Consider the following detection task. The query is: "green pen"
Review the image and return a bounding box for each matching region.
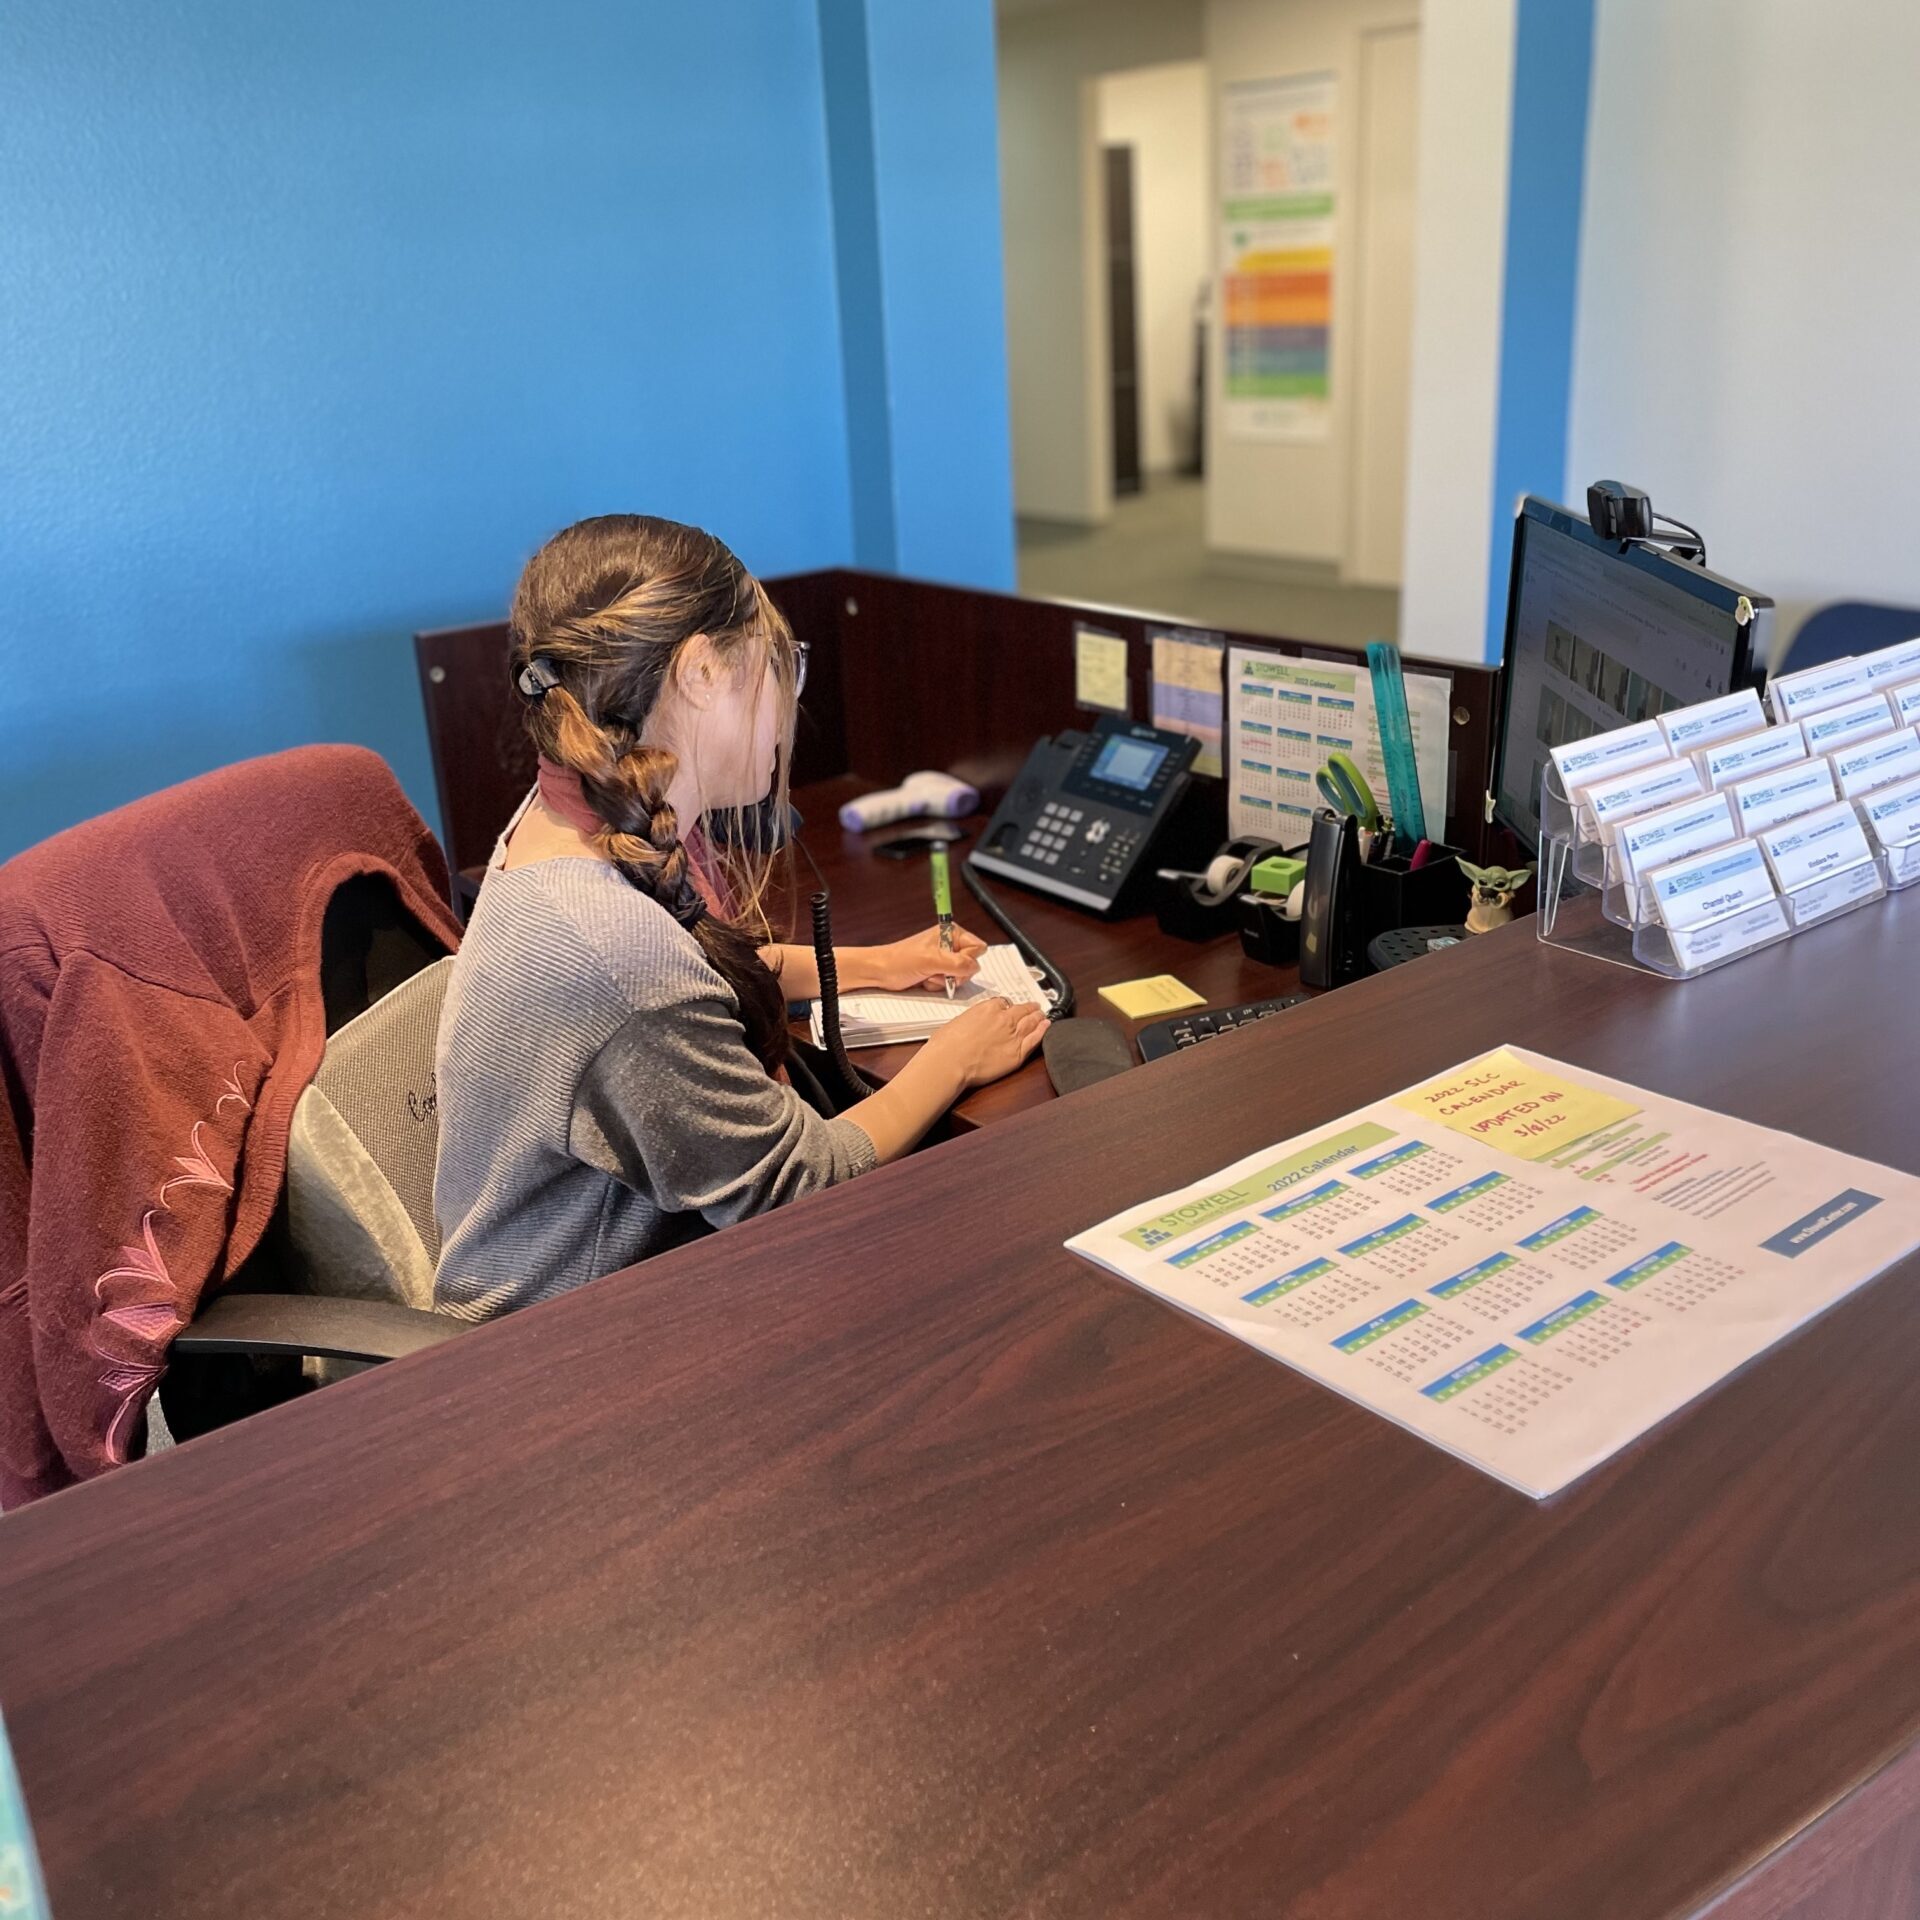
[930,844,957,998]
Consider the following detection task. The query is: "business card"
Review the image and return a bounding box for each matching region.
[1729,756,1837,838]
[1861,637,1920,686]
[1769,658,1876,724]
[1802,691,1895,756]
[1614,790,1737,885]
[1698,724,1808,789]
[1887,680,1920,728]
[1780,861,1880,925]
[1668,897,1791,970]
[1583,756,1705,840]
[1657,688,1765,755]
[1862,772,1920,850]
[1832,726,1920,799]
[1550,720,1668,799]
[1759,800,1875,894]
[1650,837,1777,931]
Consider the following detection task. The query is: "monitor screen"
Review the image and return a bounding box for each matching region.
[1494,498,1768,843]
[1091,734,1170,792]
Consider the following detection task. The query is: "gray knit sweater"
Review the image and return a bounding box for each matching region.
[432,847,876,1321]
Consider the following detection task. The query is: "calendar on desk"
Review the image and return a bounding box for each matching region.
[1427,1251,1561,1322]
[1234,1257,1380,1331]
[1516,1291,1652,1369]
[1068,1045,1920,1498]
[1333,1300,1477,1384]
[1602,1242,1742,1313]
[1422,1345,1572,1438]
[1424,1170,1547,1235]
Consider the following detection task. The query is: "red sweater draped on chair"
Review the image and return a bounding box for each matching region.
[0,746,462,1506]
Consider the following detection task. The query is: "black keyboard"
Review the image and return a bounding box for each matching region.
[1135,994,1308,1062]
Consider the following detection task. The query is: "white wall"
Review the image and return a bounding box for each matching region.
[998,0,1205,523]
[1098,62,1209,476]
[1567,0,1920,653]
[1346,23,1419,586]
[1203,0,1420,570]
[1398,0,1516,664]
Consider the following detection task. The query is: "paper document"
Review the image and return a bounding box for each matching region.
[1150,629,1226,776]
[1066,1046,1920,1498]
[1074,624,1130,713]
[1226,646,1450,848]
[809,944,1049,1049]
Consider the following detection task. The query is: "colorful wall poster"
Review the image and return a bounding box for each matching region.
[1220,71,1335,443]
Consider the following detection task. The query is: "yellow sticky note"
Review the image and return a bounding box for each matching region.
[1075,624,1130,712]
[1393,1048,1642,1163]
[1100,975,1207,1018]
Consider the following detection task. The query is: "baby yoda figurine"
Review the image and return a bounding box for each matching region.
[1458,859,1537,934]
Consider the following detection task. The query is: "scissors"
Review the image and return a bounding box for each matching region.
[1315,750,1382,831]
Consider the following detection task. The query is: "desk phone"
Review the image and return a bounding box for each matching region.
[970,716,1198,913]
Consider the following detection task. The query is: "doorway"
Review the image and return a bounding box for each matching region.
[1105,144,1143,497]
[996,2,1420,649]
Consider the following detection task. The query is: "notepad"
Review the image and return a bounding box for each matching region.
[808,943,1051,1049]
[1097,974,1206,1018]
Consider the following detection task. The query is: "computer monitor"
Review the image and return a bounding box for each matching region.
[1491,495,1773,844]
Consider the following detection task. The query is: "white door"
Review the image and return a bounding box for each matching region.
[1347,23,1419,588]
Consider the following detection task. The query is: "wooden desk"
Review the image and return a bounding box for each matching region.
[5,906,1920,1917]
[789,775,1304,1127]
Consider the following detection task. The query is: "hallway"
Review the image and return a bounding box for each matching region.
[1017,477,1401,648]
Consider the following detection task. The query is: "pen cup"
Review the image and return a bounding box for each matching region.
[1355,843,1470,953]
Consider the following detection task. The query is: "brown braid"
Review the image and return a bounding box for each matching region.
[507,515,799,1070]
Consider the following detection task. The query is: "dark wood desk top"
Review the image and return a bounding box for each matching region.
[5,901,1920,1918]
[788,775,1303,1128]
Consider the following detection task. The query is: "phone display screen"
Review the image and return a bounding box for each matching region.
[1091,735,1169,792]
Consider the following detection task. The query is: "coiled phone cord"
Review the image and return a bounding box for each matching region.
[810,889,883,1105]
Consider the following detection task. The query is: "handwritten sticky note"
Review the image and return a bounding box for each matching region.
[1100,975,1206,1018]
[1393,1047,1641,1162]
[1075,624,1130,712]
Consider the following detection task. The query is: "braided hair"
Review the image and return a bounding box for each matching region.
[508,514,799,1071]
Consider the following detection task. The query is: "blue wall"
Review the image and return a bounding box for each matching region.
[863,0,1014,592]
[818,0,1014,590]
[1484,0,1597,660]
[818,0,899,574]
[0,0,1014,859]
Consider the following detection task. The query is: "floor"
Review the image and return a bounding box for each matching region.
[1016,475,1401,650]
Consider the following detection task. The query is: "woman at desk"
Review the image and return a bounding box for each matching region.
[433,513,1045,1319]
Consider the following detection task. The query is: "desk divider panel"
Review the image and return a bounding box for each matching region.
[416,570,1503,876]
[799,571,1502,862]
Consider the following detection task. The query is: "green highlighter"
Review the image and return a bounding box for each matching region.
[930,844,957,999]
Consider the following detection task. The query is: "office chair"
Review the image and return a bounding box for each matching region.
[161,893,467,1440]
[1777,600,1920,676]
[280,954,453,1311]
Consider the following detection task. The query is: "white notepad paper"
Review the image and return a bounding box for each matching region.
[808,943,1051,1049]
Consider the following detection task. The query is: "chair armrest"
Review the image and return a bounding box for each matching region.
[175,1293,469,1364]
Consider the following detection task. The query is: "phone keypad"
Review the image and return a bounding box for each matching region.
[1015,802,1140,892]
[1023,801,1103,872]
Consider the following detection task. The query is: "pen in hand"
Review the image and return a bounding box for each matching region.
[930,844,957,999]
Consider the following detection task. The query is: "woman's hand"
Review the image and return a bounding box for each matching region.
[920,996,1048,1092]
[869,922,988,991]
